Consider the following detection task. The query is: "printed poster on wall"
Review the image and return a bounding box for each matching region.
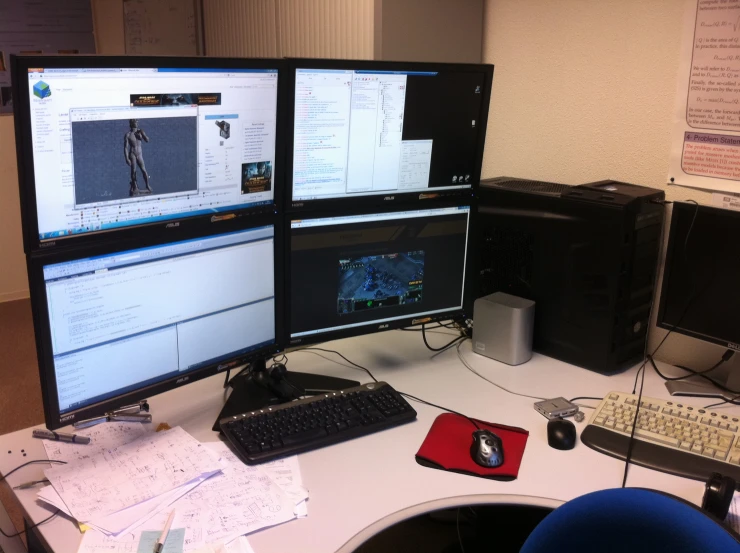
[669,0,740,192]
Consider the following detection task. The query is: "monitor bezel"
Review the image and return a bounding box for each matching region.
[284,57,493,212]
[11,54,287,254]
[284,200,478,347]
[656,201,740,350]
[27,215,284,430]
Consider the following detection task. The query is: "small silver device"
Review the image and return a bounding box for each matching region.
[534,397,579,420]
[472,292,535,365]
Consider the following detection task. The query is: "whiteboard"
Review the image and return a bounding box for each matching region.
[123,0,200,56]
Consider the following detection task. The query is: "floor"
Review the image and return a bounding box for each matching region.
[0,299,44,546]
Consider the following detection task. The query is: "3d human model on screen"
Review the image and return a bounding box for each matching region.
[124,118,153,196]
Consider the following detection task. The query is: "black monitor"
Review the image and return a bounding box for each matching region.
[286,59,493,211]
[286,204,475,346]
[12,55,285,252]
[28,219,282,429]
[657,201,740,400]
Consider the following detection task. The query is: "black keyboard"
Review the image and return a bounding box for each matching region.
[220,382,417,464]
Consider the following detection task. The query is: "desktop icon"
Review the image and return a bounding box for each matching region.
[33,81,51,99]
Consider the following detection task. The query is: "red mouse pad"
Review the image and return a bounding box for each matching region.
[415,413,529,481]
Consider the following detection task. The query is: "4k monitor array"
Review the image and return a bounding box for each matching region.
[12,55,492,428]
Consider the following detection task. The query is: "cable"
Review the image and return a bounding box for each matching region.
[399,323,446,332]
[704,395,740,410]
[0,459,67,539]
[569,396,603,403]
[0,509,59,539]
[649,356,740,395]
[421,324,466,352]
[0,459,66,484]
[622,354,646,488]
[621,199,701,486]
[399,391,480,430]
[657,350,733,382]
[297,347,379,383]
[455,340,547,402]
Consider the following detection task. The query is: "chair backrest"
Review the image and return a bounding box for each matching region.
[520,488,740,553]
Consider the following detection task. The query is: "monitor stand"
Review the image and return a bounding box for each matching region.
[666,362,740,402]
[211,358,360,432]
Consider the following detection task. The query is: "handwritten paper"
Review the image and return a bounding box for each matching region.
[42,422,149,464]
[44,427,221,523]
[260,455,309,517]
[76,442,298,553]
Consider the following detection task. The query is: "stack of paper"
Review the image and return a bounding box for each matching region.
[42,421,149,464]
[40,426,222,536]
[71,442,309,553]
[36,426,309,552]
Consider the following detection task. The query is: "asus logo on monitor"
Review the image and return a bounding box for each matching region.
[383,196,395,201]
[378,324,389,329]
[176,376,190,384]
[166,222,180,229]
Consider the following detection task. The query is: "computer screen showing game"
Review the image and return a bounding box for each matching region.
[287,205,472,345]
[288,60,493,209]
[32,223,279,428]
[14,57,281,249]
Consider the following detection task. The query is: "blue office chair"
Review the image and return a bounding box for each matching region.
[520,488,740,553]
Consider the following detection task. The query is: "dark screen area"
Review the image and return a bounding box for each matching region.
[402,71,486,188]
[289,210,469,338]
[659,202,740,346]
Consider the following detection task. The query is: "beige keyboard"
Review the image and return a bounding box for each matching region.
[581,391,740,482]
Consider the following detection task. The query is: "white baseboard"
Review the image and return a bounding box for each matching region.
[0,290,29,303]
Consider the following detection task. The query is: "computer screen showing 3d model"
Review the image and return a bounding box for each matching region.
[13,57,282,249]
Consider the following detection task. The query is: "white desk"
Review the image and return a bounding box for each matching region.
[1,330,735,553]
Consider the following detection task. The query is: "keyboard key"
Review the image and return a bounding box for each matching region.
[635,429,680,447]
[691,444,703,454]
[680,441,692,450]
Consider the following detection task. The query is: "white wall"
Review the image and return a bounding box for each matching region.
[0,0,125,303]
[482,0,728,368]
[204,0,374,58]
[0,117,27,302]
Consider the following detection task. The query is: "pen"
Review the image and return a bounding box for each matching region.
[154,509,176,553]
[13,479,50,490]
[32,429,91,444]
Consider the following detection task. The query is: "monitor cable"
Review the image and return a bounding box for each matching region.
[455,340,547,402]
[648,353,738,395]
[421,324,466,352]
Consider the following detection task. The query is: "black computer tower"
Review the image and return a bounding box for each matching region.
[477,177,665,374]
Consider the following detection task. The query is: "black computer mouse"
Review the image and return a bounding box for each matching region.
[470,429,504,467]
[547,418,577,450]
